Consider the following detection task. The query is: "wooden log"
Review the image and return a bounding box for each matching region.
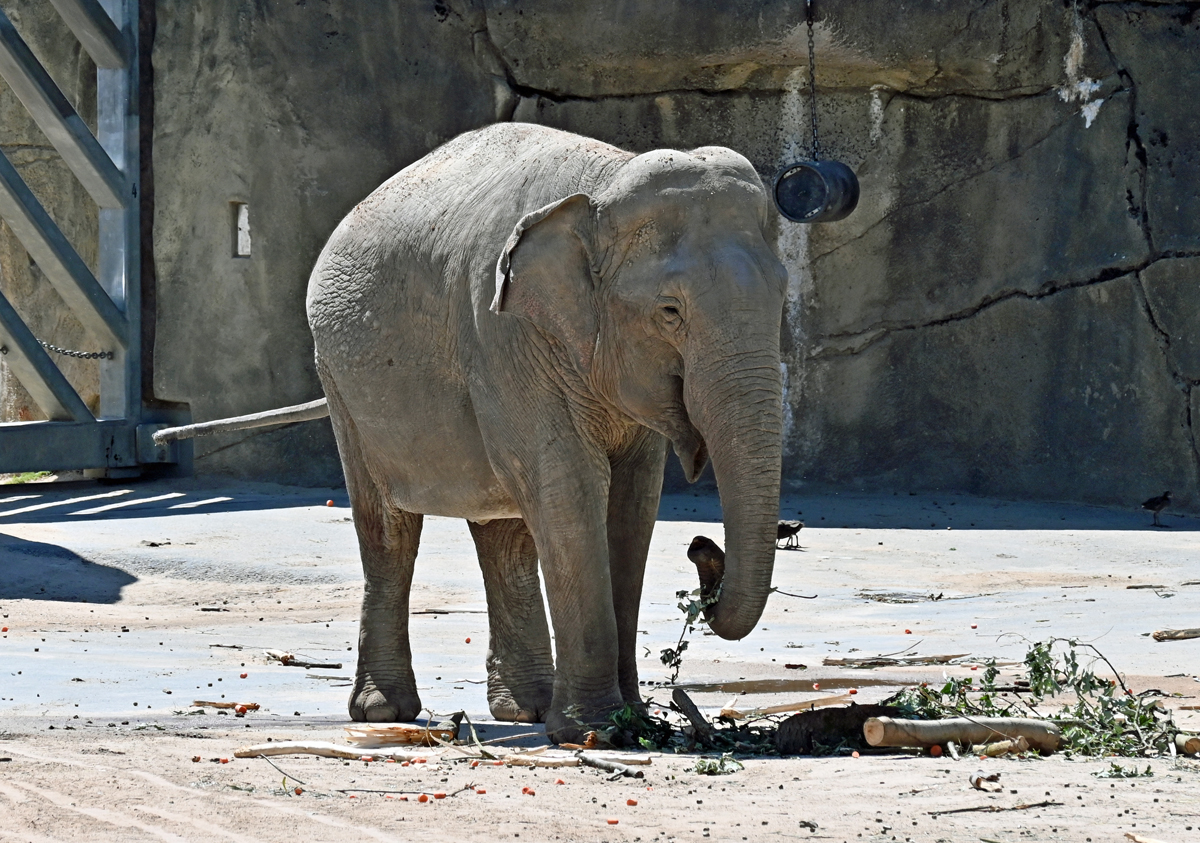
[672,688,716,748]
[152,398,329,444]
[822,653,969,667]
[234,741,435,761]
[1176,733,1200,756]
[720,693,851,720]
[863,717,1062,753]
[577,751,646,778]
[264,649,343,669]
[776,704,899,755]
[344,718,461,747]
[1152,628,1200,642]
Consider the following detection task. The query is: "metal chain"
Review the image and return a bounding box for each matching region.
[806,0,821,160]
[37,340,113,360]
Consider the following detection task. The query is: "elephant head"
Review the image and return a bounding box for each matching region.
[492,147,786,640]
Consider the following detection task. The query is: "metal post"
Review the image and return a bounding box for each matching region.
[95,0,139,446]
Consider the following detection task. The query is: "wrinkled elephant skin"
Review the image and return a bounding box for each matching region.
[306,124,787,741]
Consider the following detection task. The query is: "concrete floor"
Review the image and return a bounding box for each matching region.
[2,477,1197,725]
[3,477,1200,843]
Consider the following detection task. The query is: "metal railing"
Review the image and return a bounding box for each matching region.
[0,0,178,476]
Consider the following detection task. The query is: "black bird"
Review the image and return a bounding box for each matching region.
[687,536,725,597]
[776,519,804,550]
[1142,491,1171,527]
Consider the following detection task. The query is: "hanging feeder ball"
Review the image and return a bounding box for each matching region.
[772,159,859,224]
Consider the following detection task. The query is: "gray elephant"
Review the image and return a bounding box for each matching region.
[306,122,786,741]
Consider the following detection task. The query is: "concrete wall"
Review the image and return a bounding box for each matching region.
[4,1,1198,512]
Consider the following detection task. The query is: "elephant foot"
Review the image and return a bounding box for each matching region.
[487,673,553,723]
[543,695,625,745]
[488,695,545,724]
[348,676,421,723]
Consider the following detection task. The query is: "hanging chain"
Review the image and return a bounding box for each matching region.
[806,0,821,160]
[36,340,113,360]
[0,340,111,359]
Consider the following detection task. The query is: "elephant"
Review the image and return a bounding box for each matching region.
[305,122,787,741]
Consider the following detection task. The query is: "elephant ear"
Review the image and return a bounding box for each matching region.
[491,193,599,372]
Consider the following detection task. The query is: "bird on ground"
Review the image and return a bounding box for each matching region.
[776,519,804,550]
[1142,491,1171,527]
[687,535,725,597]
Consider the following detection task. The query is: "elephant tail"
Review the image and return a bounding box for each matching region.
[151,398,329,445]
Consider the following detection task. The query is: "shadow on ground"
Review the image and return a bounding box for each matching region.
[0,533,137,603]
[658,483,1199,531]
[0,479,348,524]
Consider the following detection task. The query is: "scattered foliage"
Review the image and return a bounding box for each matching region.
[889,638,1182,758]
[693,753,744,775]
[1093,762,1154,778]
[1,471,50,485]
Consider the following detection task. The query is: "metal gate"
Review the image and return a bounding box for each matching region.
[0,0,177,477]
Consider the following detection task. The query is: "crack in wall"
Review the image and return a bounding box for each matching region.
[1087,5,1198,479]
[469,10,1081,109]
[1131,270,1200,479]
[807,260,1150,361]
[1089,8,1156,254]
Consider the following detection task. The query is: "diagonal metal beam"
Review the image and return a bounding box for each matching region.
[0,289,94,422]
[48,0,127,69]
[0,151,128,350]
[0,6,128,208]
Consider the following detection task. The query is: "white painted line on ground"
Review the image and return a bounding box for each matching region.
[0,494,40,505]
[70,493,186,515]
[168,496,234,509]
[0,490,131,517]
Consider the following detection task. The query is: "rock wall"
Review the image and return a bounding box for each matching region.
[6,0,1196,511]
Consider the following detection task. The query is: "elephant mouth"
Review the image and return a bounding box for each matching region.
[671,425,709,483]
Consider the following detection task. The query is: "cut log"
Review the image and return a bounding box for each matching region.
[1176,733,1200,756]
[1151,628,1200,642]
[776,704,899,755]
[344,715,462,747]
[863,717,1062,753]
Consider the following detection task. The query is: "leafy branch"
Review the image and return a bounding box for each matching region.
[889,638,1182,758]
[659,586,719,684]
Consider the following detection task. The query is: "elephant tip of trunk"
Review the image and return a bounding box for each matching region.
[687,535,725,598]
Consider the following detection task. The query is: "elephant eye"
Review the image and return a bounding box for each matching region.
[656,297,684,328]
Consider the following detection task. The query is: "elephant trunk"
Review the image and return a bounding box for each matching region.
[685,354,783,641]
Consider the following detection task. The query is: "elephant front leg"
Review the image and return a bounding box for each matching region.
[607,432,667,705]
[516,467,625,743]
[468,518,554,723]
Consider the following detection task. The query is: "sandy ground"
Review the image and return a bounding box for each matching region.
[1,477,1198,842]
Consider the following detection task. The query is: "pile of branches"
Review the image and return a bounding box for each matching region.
[887,638,1185,758]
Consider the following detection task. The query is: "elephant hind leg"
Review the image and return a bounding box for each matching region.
[468,518,554,723]
[324,373,423,723]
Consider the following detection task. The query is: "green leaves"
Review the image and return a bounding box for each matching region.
[693,753,744,775]
[1093,762,1154,778]
[891,638,1180,758]
[659,587,719,684]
